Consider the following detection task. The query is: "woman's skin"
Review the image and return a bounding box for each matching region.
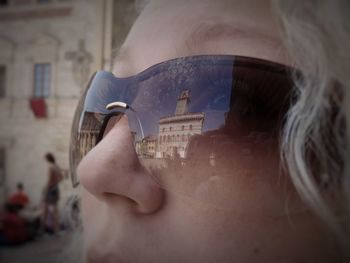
[77,1,339,262]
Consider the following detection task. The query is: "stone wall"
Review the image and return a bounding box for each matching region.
[0,0,99,206]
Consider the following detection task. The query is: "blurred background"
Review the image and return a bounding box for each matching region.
[0,0,142,208]
[0,0,143,261]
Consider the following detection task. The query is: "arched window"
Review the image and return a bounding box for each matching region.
[182,134,185,142]
[170,126,172,131]
[189,124,193,130]
[181,125,185,131]
[176,135,180,142]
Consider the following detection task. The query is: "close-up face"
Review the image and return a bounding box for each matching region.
[75,0,339,262]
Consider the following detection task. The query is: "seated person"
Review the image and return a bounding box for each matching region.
[0,184,40,245]
[8,182,29,210]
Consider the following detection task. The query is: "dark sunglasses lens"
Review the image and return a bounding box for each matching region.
[69,56,292,211]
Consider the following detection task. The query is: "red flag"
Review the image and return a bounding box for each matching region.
[30,98,47,118]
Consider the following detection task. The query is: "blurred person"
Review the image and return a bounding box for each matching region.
[0,203,29,246]
[8,182,29,210]
[42,152,63,235]
[68,0,350,262]
[1,184,41,246]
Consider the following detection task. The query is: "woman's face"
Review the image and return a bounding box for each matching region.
[77,1,338,262]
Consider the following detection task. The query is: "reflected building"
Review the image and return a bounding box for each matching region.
[77,112,101,160]
[138,135,157,158]
[156,90,204,158]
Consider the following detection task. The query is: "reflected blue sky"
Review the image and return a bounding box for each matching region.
[84,56,235,138]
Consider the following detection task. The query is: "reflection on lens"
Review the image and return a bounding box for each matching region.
[137,90,205,159]
[70,56,293,211]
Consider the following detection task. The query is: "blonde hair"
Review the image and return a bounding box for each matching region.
[273,0,350,247]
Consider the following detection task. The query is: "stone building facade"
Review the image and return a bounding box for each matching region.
[157,90,204,158]
[0,0,142,207]
[140,135,157,158]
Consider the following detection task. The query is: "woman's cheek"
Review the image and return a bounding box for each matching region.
[160,136,299,218]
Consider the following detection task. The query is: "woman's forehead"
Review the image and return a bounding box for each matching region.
[114,0,290,77]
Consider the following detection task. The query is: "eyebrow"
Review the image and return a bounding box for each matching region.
[186,22,282,52]
[112,22,282,72]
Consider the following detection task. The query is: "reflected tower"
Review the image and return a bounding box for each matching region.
[157,90,204,158]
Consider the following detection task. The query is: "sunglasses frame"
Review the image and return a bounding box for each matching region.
[69,55,295,188]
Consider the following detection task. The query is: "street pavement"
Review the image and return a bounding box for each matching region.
[0,231,75,263]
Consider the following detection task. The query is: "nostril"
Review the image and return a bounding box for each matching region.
[131,175,165,214]
[102,192,139,208]
[99,179,164,214]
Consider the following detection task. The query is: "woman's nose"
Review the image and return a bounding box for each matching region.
[77,115,164,214]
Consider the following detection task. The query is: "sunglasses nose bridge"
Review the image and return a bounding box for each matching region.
[105,101,145,140]
[98,114,140,164]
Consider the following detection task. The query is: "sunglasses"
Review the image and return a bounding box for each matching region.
[69,55,294,208]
